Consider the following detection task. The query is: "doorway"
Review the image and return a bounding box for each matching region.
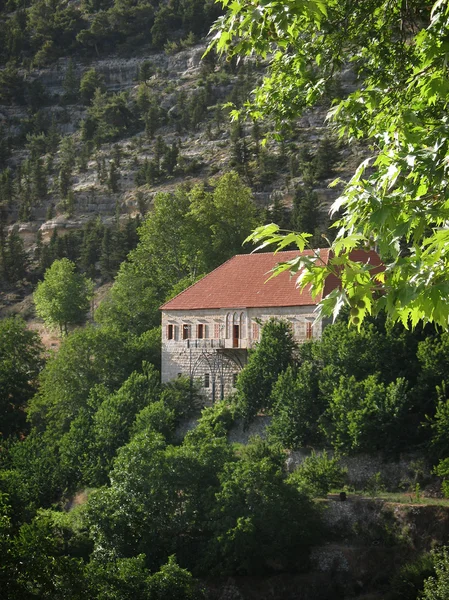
[233,324,239,348]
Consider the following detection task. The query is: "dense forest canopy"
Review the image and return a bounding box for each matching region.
[0,0,221,67]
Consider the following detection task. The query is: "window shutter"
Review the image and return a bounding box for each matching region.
[252,322,259,341]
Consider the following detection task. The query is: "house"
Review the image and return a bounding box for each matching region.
[160,249,381,404]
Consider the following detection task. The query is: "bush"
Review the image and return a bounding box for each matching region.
[433,458,449,498]
[288,451,346,497]
[389,552,435,600]
[421,547,449,600]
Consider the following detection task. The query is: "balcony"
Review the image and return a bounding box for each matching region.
[184,338,250,350]
[223,338,249,349]
[186,338,225,349]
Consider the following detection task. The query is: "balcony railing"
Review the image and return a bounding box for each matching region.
[186,338,225,349]
[184,338,250,349]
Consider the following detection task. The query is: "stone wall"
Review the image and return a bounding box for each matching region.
[161,306,323,405]
[287,449,432,492]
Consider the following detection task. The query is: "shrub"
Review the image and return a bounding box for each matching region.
[288,451,346,497]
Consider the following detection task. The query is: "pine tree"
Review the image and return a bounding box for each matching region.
[35,230,43,265]
[78,142,91,172]
[31,157,47,203]
[314,136,340,180]
[0,168,14,206]
[66,189,75,217]
[46,203,54,221]
[4,226,27,282]
[161,142,178,175]
[136,191,147,216]
[265,195,291,230]
[0,205,7,279]
[107,160,120,192]
[154,135,166,171]
[62,59,79,104]
[99,226,113,280]
[47,117,60,153]
[112,144,122,167]
[292,185,323,246]
[138,60,154,82]
[80,220,103,278]
[59,162,72,199]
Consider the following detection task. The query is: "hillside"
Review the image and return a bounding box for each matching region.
[0,0,367,312]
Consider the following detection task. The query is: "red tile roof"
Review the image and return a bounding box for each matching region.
[160,249,382,311]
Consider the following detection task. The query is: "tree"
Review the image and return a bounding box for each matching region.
[85,555,203,600]
[34,258,94,335]
[0,318,44,438]
[62,58,79,104]
[3,226,28,282]
[322,374,409,455]
[236,319,297,425]
[268,362,322,449]
[422,548,449,600]
[288,451,346,498]
[291,185,322,247]
[205,438,320,574]
[210,1,449,329]
[96,174,257,334]
[27,324,160,436]
[79,68,105,105]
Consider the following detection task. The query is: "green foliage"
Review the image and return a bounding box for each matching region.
[205,437,320,574]
[97,173,257,334]
[188,400,238,438]
[131,400,176,442]
[28,324,158,436]
[1,508,86,599]
[237,319,297,425]
[212,0,449,328]
[364,472,386,497]
[72,68,102,106]
[7,432,65,510]
[291,184,323,247]
[323,374,409,455]
[422,547,449,600]
[416,333,449,414]
[288,451,346,497]
[83,90,135,143]
[146,555,204,600]
[85,554,150,600]
[34,258,94,335]
[433,458,449,499]
[269,362,322,449]
[428,384,449,460]
[85,429,229,570]
[0,318,44,438]
[62,59,79,104]
[85,554,202,600]
[389,552,435,600]
[60,365,161,488]
[1,225,28,282]
[0,65,25,105]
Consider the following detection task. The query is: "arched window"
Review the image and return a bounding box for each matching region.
[233,312,239,348]
[226,313,232,339]
[240,312,246,338]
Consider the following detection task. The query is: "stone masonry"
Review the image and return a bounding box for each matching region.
[161,306,323,405]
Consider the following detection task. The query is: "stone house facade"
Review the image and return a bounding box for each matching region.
[160,249,381,405]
